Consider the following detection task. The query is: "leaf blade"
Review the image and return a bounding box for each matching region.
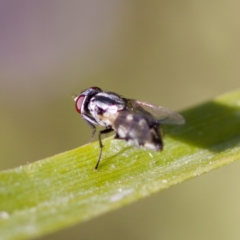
[1,90,240,239]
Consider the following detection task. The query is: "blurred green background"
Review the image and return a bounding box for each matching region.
[1,1,240,239]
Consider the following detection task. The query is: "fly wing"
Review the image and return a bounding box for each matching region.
[126,99,185,125]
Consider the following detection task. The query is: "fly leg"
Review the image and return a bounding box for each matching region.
[95,128,113,170]
[81,114,98,142]
[88,122,96,143]
[82,117,96,142]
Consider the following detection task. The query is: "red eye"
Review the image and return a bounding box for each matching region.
[91,86,102,91]
[75,95,85,113]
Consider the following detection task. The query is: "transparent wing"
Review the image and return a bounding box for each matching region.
[127,99,185,125]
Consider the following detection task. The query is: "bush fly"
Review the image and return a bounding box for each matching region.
[74,87,185,169]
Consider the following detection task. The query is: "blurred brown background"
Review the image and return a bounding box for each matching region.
[1,1,240,239]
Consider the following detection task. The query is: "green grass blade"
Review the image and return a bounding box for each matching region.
[1,90,240,240]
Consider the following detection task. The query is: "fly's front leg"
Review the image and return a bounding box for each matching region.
[95,128,113,170]
[88,123,96,143]
[82,115,97,142]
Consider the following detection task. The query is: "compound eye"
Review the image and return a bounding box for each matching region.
[74,95,85,113]
[91,86,102,91]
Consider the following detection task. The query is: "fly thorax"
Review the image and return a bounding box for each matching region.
[88,98,123,127]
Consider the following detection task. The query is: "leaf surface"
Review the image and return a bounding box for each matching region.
[1,90,240,239]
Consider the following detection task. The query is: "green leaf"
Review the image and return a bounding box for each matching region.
[1,90,240,240]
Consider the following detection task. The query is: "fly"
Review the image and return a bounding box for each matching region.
[74,87,185,169]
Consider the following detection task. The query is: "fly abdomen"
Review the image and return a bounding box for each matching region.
[144,126,163,151]
[113,111,163,151]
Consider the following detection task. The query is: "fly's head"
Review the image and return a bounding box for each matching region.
[74,87,102,115]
